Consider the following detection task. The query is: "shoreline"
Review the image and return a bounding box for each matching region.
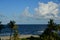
[0,35,39,39]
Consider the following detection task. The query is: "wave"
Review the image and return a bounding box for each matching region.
[37,30,44,33]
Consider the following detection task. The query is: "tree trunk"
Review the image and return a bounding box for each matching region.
[10,29,12,40]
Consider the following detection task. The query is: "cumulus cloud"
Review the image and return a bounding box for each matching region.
[16,7,34,24]
[21,7,33,17]
[34,1,59,19]
[0,1,60,24]
[18,1,60,24]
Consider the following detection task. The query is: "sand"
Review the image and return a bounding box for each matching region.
[0,35,39,40]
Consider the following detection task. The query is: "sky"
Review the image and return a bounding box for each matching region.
[0,0,60,24]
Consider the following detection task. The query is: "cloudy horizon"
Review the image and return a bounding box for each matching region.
[0,0,60,24]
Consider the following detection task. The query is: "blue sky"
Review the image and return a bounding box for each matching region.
[0,0,60,24]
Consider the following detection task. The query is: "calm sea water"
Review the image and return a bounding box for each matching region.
[0,24,48,36]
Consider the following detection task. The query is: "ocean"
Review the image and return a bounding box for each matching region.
[0,24,48,36]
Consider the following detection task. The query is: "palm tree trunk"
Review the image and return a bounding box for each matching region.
[10,29,12,40]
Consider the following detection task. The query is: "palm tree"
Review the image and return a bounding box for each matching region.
[8,21,15,40]
[48,19,56,30]
[8,21,19,40]
[40,19,59,40]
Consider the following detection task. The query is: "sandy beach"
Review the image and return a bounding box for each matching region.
[0,35,39,40]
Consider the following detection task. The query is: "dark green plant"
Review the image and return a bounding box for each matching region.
[8,21,16,40]
[39,19,60,40]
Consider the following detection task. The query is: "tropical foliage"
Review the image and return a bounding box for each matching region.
[8,21,19,40]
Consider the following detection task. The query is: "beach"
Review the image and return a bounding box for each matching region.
[0,35,39,40]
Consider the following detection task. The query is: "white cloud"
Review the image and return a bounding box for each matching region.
[0,1,60,24]
[34,1,59,19]
[17,1,60,24]
[15,7,34,24]
[21,7,33,17]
